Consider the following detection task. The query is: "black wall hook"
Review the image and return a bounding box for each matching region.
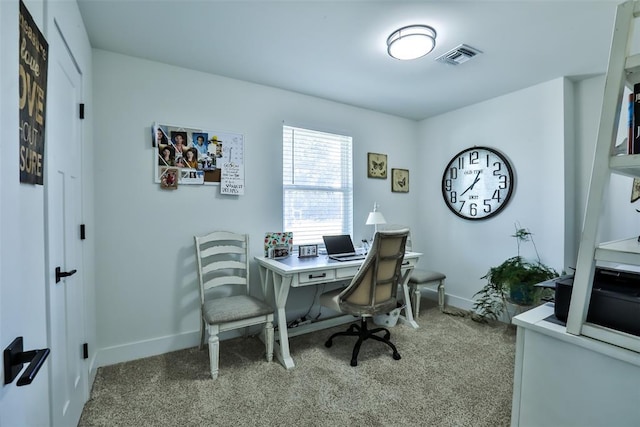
[3,337,50,386]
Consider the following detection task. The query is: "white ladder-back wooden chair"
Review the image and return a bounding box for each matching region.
[194,231,274,379]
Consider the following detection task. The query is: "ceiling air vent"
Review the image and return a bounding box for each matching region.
[435,44,482,65]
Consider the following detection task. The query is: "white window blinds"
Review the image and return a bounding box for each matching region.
[283,125,353,246]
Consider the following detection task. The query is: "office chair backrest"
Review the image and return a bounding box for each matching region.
[194,230,249,305]
[380,223,413,251]
[338,228,409,317]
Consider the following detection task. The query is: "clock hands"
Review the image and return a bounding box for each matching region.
[459,173,481,197]
[442,147,513,220]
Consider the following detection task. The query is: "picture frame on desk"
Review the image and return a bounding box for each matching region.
[271,244,290,259]
[298,244,318,258]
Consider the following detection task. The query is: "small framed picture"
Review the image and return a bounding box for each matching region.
[392,168,409,193]
[367,152,387,179]
[298,244,318,258]
[159,167,179,190]
[271,244,290,259]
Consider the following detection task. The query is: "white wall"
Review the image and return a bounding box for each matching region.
[92,52,635,368]
[413,74,639,310]
[0,1,49,424]
[0,0,94,424]
[416,78,570,309]
[91,50,419,366]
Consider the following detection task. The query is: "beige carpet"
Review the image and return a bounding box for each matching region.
[79,301,516,427]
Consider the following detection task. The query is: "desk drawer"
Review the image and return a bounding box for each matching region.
[336,266,360,279]
[402,258,417,269]
[299,269,335,284]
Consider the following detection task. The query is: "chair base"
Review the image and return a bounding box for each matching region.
[324,317,401,366]
[201,318,274,379]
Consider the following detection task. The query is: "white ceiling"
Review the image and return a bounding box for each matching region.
[76,0,621,121]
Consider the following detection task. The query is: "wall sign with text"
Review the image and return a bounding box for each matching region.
[19,0,49,185]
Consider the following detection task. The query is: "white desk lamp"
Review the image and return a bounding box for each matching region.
[365,202,387,243]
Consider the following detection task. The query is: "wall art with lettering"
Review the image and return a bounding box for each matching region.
[19,0,49,185]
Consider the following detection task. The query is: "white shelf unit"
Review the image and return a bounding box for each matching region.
[595,237,640,264]
[566,0,640,354]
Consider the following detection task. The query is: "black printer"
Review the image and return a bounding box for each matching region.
[553,267,640,337]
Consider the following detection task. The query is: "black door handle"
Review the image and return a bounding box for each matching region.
[55,267,77,283]
[3,337,50,386]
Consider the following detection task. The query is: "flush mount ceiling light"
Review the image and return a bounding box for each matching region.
[387,25,437,60]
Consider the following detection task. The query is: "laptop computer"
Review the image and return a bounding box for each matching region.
[322,234,366,262]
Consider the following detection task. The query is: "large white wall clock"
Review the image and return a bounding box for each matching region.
[441,146,514,220]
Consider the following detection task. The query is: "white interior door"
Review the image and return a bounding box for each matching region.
[45,21,86,427]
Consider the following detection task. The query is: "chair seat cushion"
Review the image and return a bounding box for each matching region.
[202,294,272,324]
[409,268,446,284]
[320,288,395,317]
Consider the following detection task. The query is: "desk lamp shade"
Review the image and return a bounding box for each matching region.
[365,203,387,235]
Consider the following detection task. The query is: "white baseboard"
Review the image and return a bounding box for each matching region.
[419,288,525,324]
[418,287,475,311]
[95,330,200,368]
[87,352,98,383]
[94,291,478,369]
[94,328,250,368]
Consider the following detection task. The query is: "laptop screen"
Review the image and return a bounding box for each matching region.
[322,235,356,255]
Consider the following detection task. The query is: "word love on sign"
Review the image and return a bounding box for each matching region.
[19,0,48,185]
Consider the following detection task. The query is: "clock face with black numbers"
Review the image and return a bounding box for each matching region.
[441,146,514,220]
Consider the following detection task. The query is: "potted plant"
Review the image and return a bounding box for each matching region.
[473,225,558,322]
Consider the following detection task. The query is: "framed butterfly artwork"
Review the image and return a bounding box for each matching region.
[367,152,387,179]
[392,168,409,193]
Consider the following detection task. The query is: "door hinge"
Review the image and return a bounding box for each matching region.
[83,343,88,360]
[80,224,86,240]
[79,103,85,119]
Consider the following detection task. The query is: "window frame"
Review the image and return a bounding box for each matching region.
[282,124,353,247]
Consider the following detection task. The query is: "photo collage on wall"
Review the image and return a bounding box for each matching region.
[153,122,244,188]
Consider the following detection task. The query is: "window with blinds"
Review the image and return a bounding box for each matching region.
[283,125,353,247]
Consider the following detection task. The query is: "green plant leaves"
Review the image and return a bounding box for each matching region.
[473,224,558,322]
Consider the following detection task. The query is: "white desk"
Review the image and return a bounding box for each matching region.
[255,251,422,369]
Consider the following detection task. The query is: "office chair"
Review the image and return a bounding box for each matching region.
[194,230,274,379]
[319,228,409,366]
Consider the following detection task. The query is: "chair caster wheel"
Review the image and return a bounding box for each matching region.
[393,352,401,361]
[325,340,332,348]
[350,359,358,367]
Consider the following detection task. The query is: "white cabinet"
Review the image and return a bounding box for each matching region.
[511,305,640,427]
